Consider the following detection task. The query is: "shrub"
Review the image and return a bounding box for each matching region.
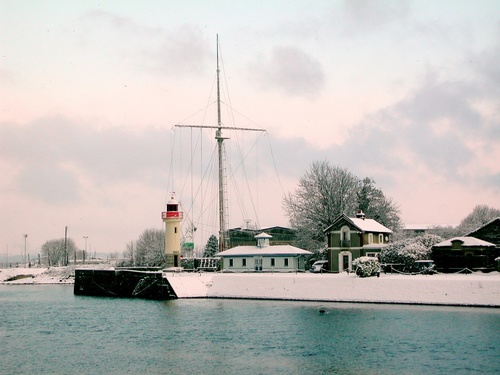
[352,256,380,277]
[379,234,443,273]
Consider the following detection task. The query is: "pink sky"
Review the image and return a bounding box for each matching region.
[1,1,499,257]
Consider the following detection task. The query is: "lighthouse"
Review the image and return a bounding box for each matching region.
[162,194,183,268]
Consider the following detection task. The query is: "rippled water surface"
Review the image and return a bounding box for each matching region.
[1,285,499,374]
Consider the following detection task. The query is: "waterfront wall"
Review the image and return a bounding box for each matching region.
[165,272,500,307]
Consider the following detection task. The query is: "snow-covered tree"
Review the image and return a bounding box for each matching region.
[357,177,403,232]
[134,228,165,267]
[41,238,77,266]
[379,234,443,273]
[203,235,218,258]
[352,256,380,277]
[456,205,500,234]
[283,161,402,250]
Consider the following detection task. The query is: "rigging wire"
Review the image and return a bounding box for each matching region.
[266,132,286,198]
[167,38,287,251]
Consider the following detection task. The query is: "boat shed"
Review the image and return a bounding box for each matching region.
[215,232,312,272]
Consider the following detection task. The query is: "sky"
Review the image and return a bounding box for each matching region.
[1,0,499,258]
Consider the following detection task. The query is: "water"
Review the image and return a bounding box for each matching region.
[1,285,499,375]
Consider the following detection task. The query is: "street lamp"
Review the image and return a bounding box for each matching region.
[83,236,88,264]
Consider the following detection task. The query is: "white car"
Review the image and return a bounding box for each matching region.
[310,260,328,273]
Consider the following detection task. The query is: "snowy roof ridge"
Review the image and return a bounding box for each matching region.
[324,213,392,234]
[433,236,496,248]
[215,244,312,257]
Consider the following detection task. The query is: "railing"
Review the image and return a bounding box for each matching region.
[161,212,184,219]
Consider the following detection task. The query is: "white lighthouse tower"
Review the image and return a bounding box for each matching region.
[162,194,183,268]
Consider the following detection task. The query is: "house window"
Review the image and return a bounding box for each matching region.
[271,258,275,267]
[284,258,289,267]
[341,226,350,247]
[368,233,373,244]
[379,234,383,243]
[229,259,233,267]
[174,227,177,234]
[242,259,246,267]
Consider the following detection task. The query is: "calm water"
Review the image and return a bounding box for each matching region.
[0,285,499,375]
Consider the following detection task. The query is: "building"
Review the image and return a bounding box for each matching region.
[432,217,500,272]
[402,224,430,235]
[465,217,500,246]
[431,237,497,272]
[215,232,312,272]
[323,211,392,273]
[162,195,183,268]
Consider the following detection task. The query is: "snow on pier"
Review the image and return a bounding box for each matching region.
[165,271,500,307]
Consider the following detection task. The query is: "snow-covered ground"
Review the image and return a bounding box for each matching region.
[2,267,499,307]
[0,265,111,284]
[166,271,500,307]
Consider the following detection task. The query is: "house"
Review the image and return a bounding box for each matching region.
[431,237,497,272]
[431,217,500,272]
[323,211,392,273]
[465,217,500,246]
[402,224,430,235]
[215,232,312,272]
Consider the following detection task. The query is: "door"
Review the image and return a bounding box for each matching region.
[343,255,349,272]
[255,257,262,271]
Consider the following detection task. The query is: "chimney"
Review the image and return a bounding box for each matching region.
[356,210,366,220]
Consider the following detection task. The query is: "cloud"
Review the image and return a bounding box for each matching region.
[17,164,80,204]
[248,46,325,97]
[341,0,410,33]
[76,10,212,77]
[0,117,171,204]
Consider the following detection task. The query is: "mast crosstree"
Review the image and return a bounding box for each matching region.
[175,35,265,252]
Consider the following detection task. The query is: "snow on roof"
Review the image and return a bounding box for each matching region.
[433,236,496,248]
[349,217,392,233]
[215,244,312,257]
[323,214,392,234]
[403,224,432,231]
[254,232,272,239]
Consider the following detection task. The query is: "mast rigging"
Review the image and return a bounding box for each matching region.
[174,35,265,252]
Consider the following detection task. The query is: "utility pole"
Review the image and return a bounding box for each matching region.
[64,226,68,266]
[83,236,88,264]
[23,234,28,267]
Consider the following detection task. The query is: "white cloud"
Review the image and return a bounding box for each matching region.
[248,46,325,97]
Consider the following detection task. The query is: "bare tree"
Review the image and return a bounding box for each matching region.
[283,161,360,250]
[457,205,500,234]
[135,228,165,267]
[122,240,136,266]
[284,161,402,250]
[41,238,77,266]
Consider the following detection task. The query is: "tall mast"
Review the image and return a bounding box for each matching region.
[175,36,265,253]
[215,34,228,252]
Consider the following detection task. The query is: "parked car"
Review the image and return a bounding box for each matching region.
[414,260,436,274]
[310,260,328,273]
